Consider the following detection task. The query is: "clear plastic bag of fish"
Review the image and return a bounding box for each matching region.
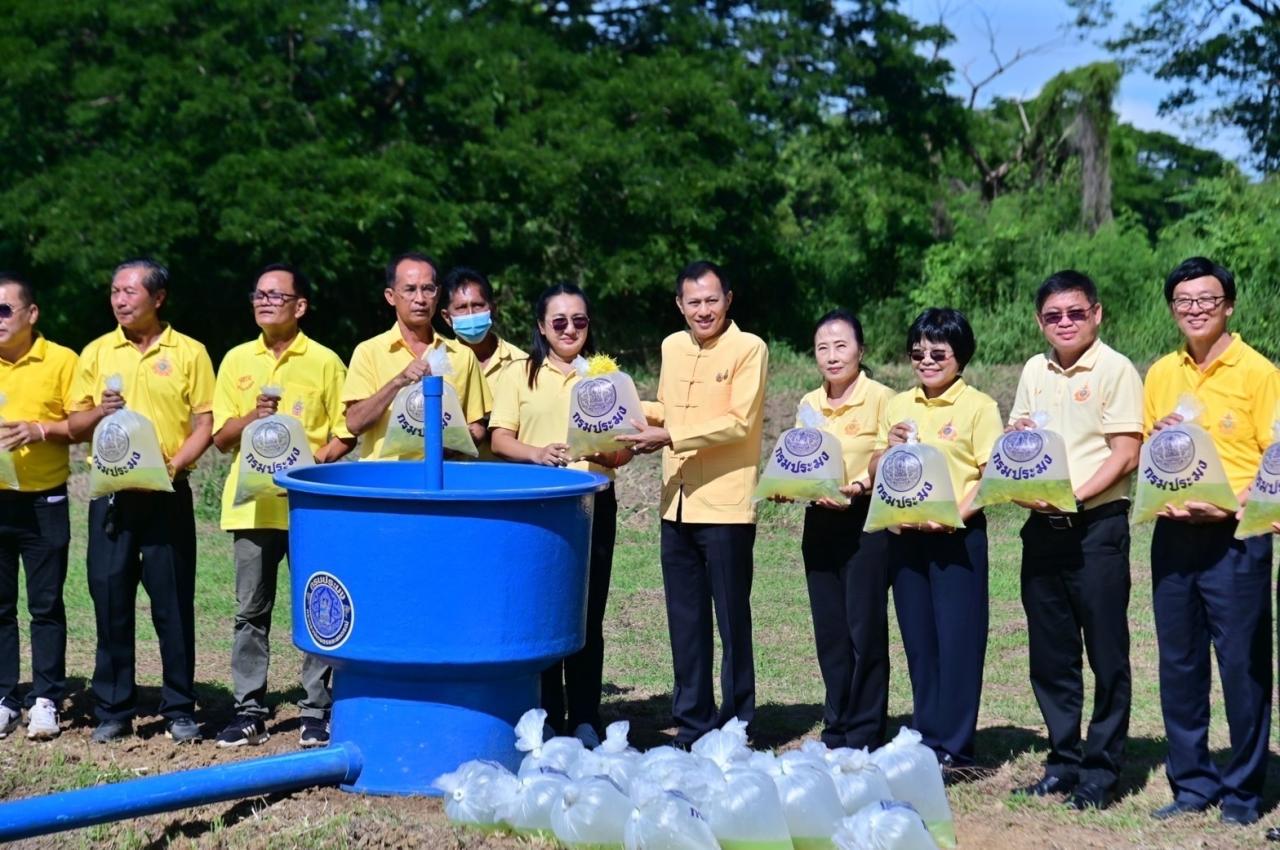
[0,394,20,490]
[566,355,646,459]
[701,767,794,850]
[834,800,940,850]
[624,781,720,850]
[88,375,174,498]
[869,729,954,848]
[1133,395,1237,524]
[551,775,634,849]
[691,716,753,772]
[233,386,315,505]
[1236,421,1280,539]
[496,766,571,838]
[821,746,893,816]
[972,412,1075,512]
[635,751,726,810]
[764,757,846,850]
[381,349,478,458]
[572,721,640,793]
[754,404,848,504]
[515,708,586,778]
[433,759,519,832]
[865,423,962,532]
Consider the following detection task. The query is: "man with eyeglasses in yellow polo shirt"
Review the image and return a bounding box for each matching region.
[343,253,491,458]
[1142,257,1280,828]
[0,272,77,742]
[210,263,354,751]
[68,258,216,746]
[621,260,769,748]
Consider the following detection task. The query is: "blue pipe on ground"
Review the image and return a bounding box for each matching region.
[0,742,362,842]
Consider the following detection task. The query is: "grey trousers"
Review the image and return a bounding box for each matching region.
[231,530,331,719]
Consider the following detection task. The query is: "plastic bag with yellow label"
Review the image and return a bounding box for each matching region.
[566,355,646,459]
[233,386,316,506]
[1132,395,1238,524]
[753,403,848,504]
[864,422,963,532]
[972,411,1076,511]
[88,375,174,498]
[0,394,20,490]
[1236,421,1280,539]
[381,349,478,458]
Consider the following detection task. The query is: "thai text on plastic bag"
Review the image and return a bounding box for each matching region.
[88,375,173,498]
[754,404,848,504]
[972,412,1075,511]
[869,728,954,848]
[380,348,478,458]
[702,767,794,850]
[0,394,19,490]
[496,766,570,838]
[566,354,646,459]
[803,742,892,815]
[833,801,940,850]
[1132,395,1237,523]
[515,708,586,778]
[765,757,846,850]
[1236,421,1280,539]
[551,775,634,849]
[233,386,315,506]
[572,721,640,793]
[624,781,720,850]
[432,759,519,831]
[864,423,962,532]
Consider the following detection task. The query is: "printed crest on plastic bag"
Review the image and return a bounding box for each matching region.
[567,371,645,459]
[753,427,847,504]
[1132,420,1237,523]
[864,443,962,532]
[381,380,477,459]
[1236,426,1280,539]
[972,427,1075,511]
[89,409,173,498]
[234,414,315,506]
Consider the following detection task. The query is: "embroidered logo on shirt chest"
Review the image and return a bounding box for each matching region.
[1219,412,1237,434]
[844,420,861,436]
[292,400,304,417]
[937,420,957,441]
[237,375,254,391]
[152,357,173,377]
[1073,383,1091,403]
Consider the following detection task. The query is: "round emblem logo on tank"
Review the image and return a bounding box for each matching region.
[304,571,355,650]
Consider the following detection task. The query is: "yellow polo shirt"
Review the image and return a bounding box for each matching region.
[488,359,613,480]
[342,325,492,460]
[477,336,528,461]
[796,375,896,485]
[213,331,352,531]
[876,378,1003,502]
[0,336,78,491]
[69,325,216,469]
[1142,333,1280,494]
[642,322,769,524]
[1009,339,1144,508]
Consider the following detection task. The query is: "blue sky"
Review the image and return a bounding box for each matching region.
[900,0,1251,166]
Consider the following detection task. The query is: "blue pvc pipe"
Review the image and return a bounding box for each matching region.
[423,374,443,490]
[0,742,362,842]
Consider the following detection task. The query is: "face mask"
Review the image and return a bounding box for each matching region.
[452,311,492,344]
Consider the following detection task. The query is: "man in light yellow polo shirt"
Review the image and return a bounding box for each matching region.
[1006,271,1142,811]
[343,252,491,459]
[0,272,77,741]
[210,263,354,751]
[1141,257,1280,827]
[67,258,215,746]
[621,260,768,747]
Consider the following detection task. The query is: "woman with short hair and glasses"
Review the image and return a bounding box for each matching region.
[489,282,630,747]
[870,307,1002,770]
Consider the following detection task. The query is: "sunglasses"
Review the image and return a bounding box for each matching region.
[0,304,21,319]
[549,315,590,333]
[1039,307,1095,325]
[909,348,952,363]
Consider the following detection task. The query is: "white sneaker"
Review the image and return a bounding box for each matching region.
[573,723,601,749]
[0,705,19,739]
[26,698,59,740]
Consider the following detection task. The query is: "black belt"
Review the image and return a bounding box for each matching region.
[1032,499,1129,531]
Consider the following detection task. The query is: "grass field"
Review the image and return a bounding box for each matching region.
[0,348,1275,849]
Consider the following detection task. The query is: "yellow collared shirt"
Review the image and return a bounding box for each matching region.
[876,378,1003,502]
[69,325,216,468]
[0,335,78,491]
[213,331,352,531]
[796,375,896,485]
[341,325,493,460]
[489,358,613,480]
[642,322,769,524]
[476,336,528,461]
[1142,333,1280,493]
[1009,339,1144,508]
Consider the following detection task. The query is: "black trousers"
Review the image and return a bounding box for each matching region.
[660,515,756,744]
[890,513,988,766]
[801,498,890,749]
[543,484,617,733]
[87,481,198,722]
[0,487,70,708]
[1151,518,1272,813]
[1020,506,1131,788]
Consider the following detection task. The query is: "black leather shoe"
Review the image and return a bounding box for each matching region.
[1014,774,1077,797]
[1265,825,1280,841]
[91,718,133,744]
[1152,799,1208,820]
[1067,781,1109,810]
[1221,805,1260,826]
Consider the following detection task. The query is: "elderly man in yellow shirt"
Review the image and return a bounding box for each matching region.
[343,253,491,458]
[622,260,769,748]
[67,259,216,745]
[210,264,354,751]
[1141,257,1280,828]
[0,272,77,742]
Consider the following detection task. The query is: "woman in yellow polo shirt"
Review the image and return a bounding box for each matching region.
[795,309,896,750]
[489,282,630,747]
[871,307,1002,770]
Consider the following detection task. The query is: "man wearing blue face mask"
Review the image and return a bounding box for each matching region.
[441,267,527,459]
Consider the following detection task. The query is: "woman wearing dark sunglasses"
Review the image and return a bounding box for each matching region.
[869,307,1002,772]
[489,282,630,747]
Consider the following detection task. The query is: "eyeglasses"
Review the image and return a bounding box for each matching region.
[249,291,300,306]
[0,303,25,319]
[909,348,952,363]
[395,284,439,298]
[1039,306,1095,326]
[1170,294,1226,313]
[549,315,590,333]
